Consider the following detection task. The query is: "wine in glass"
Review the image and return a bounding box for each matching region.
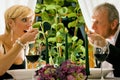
[94,42,109,80]
[26,43,40,69]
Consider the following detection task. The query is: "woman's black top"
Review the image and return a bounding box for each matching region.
[0,45,25,79]
[0,61,25,79]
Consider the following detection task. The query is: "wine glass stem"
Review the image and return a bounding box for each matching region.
[32,63,34,80]
[32,63,34,69]
[101,62,104,80]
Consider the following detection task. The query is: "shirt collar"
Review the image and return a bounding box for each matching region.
[106,24,120,45]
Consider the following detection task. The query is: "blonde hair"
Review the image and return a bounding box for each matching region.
[4,5,35,33]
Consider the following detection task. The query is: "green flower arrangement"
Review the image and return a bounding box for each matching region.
[33,0,86,66]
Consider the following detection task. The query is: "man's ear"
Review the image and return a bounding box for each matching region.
[111,19,119,30]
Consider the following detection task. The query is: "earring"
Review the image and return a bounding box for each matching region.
[11,30,13,41]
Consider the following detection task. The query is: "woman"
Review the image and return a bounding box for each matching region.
[0,5,38,79]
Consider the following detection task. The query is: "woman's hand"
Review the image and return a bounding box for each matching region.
[20,28,39,44]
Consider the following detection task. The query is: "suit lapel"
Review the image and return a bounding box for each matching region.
[115,32,120,47]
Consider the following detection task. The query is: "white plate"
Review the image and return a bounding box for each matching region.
[88,68,113,79]
[7,69,37,80]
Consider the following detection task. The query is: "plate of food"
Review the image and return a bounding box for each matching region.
[7,69,37,80]
[88,68,113,79]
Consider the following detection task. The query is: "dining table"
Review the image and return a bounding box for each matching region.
[88,77,120,80]
[88,79,113,80]
[6,68,120,80]
[5,77,119,80]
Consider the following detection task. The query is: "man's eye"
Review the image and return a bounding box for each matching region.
[94,21,99,24]
[22,18,27,22]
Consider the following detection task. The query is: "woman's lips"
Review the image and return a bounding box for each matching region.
[24,27,32,33]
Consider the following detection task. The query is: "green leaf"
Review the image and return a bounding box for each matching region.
[48,37,56,43]
[78,16,85,24]
[68,21,76,28]
[36,3,41,9]
[72,36,78,42]
[44,0,55,4]
[41,12,49,21]
[68,13,77,18]
[35,8,40,13]
[58,7,68,15]
[57,43,62,47]
[32,22,41,28]
[46,4,57,10]
[55,0,64,6]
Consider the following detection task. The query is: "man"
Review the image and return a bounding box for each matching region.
[88,3,120,77]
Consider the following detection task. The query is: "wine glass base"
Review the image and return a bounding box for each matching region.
[101,76,104,80]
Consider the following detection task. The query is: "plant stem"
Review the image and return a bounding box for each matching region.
[65,33,68,60]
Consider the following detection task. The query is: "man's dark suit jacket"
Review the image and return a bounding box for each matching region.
[106,32,120,77]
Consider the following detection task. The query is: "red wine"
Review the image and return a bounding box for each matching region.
[26,55,39,63]
[94,53,108,62]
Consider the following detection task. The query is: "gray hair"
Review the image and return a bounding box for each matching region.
[94,3,119,24]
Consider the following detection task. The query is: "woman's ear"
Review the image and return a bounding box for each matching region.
[8,19,15,28]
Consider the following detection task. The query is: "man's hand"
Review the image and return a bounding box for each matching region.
[88,32,107,48]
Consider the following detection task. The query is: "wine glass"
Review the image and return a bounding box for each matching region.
[93,41,109,80]
[26,43,40,69]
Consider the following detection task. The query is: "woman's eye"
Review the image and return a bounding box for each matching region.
[21,18,27,22]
